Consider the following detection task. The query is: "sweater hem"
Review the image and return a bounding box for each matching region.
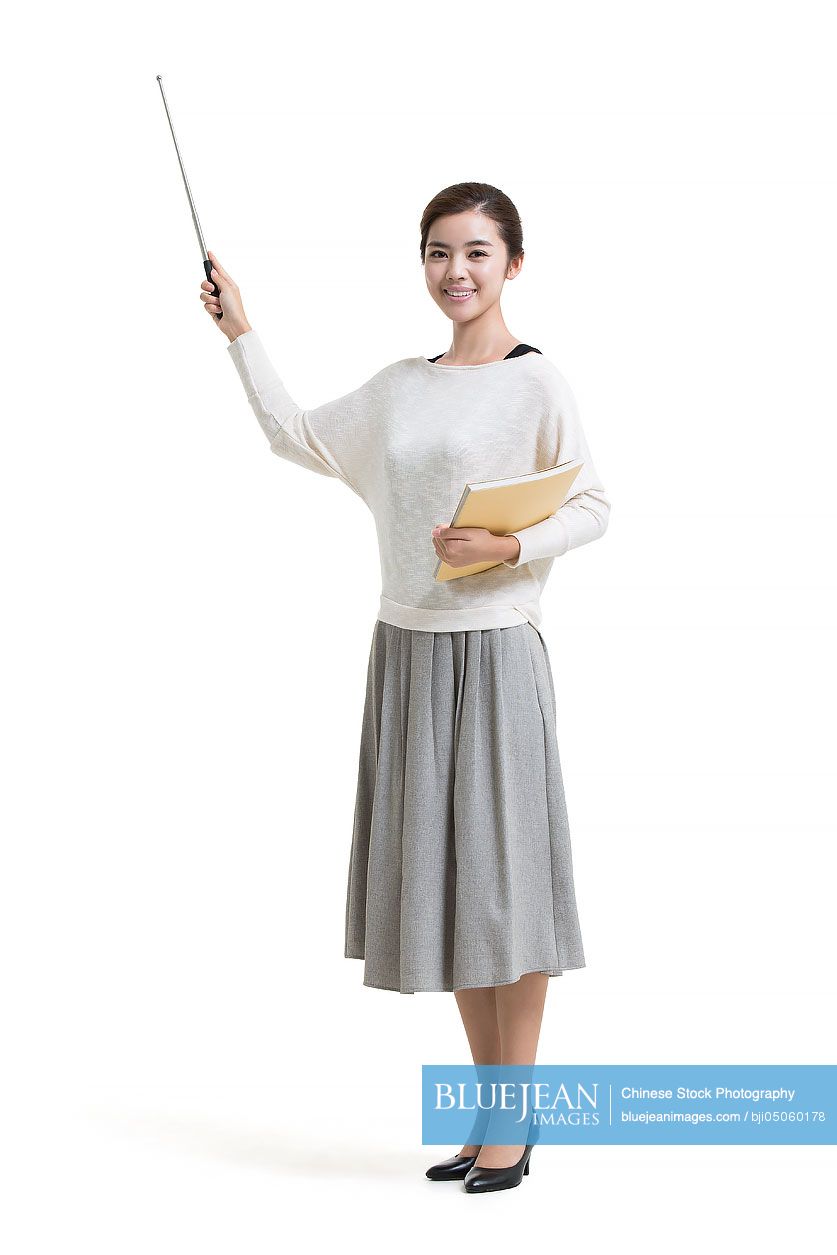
[376,595,541,633]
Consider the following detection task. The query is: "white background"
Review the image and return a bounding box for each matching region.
[2,0,834,1248]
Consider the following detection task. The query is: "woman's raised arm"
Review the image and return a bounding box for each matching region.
[202,252,378,501]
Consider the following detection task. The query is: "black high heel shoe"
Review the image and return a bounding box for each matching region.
[426,1106,492,1181]
[463,1115,538,1194]
[425,1150,480,1181]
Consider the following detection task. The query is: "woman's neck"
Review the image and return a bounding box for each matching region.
[439,313,520,366]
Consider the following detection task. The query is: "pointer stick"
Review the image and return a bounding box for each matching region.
[156,74,222,319]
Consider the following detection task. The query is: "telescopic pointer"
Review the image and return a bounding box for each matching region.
[156,74,222,319]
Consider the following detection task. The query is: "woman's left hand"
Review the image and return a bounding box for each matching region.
[431,525,519,567]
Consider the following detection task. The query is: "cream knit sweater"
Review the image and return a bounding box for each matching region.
[227,330,610,632]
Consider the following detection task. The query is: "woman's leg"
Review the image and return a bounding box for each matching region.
[473,972,549,1169]
[453,984,501,1156]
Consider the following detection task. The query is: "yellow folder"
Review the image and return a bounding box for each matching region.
[433,458,583,581]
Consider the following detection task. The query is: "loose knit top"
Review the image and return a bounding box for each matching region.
[227,330,611,631]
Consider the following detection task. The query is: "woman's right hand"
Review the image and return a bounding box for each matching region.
[200,250,252,343]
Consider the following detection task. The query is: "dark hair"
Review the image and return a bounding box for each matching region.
[419,182,524,269]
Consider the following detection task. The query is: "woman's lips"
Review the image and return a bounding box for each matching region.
[444,289,476,302]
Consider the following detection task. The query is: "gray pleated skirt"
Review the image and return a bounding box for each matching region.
[344,619,586,993]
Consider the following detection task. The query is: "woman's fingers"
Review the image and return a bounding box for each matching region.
[207,250,234,285]
[201,250,249,332]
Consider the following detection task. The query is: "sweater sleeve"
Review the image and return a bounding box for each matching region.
[226,329,374,500]
[502,371,611,568]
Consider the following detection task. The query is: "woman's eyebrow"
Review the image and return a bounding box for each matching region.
[426,239,495,248]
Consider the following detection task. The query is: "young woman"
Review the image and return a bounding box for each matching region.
[200,183,610,1194]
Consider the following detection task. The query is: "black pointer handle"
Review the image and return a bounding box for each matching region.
[204,257,222,320]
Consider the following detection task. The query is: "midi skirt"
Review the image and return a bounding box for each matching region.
[344,619,586,993]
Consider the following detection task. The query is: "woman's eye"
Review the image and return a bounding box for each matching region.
[428,250,488,259]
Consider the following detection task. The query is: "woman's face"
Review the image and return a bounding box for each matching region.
[423,211,522,321]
